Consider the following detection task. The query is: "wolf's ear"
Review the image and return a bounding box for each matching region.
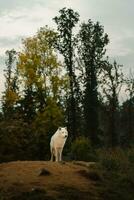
[64,127,67,130]
[58,127,62,131]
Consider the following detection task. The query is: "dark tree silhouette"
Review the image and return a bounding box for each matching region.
[54,8,80,138]
[78,20,109,146]
[101,60,123,147]
[121,71,134,146]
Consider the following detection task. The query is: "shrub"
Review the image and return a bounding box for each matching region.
[70,136,97,161]
[96,148,134,200]
[98,148,129,171]
[127,147,134,163]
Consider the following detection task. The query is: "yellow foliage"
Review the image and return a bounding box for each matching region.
[4,89,19,106]
[17,26,68,101]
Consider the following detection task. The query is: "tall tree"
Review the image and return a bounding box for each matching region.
[53,7,80,139]
[2,49,19,118]
[17,27,68,159]
[101,60,123,147]
[121,71,134,145]
[17,26,67,121]
[78,20,109,146]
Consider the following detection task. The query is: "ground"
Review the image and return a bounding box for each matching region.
[0,161,100,200]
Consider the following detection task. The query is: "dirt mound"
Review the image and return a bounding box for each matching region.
[0,161,99,200]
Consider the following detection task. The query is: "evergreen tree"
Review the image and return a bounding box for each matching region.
[54,8,80,138]
[101,60,123,146]
[121,71,134,146]
[78,20,109,146]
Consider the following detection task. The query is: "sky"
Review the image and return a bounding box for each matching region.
[0,0,134,101]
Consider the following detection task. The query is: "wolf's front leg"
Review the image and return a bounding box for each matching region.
[59,148,63,162]
[55,148,59,162]
[50,147,54,161]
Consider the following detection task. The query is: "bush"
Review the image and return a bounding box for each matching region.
[98,148,130,171]
[0,120,37,162]
[96,148,134,200]
[70,136,97,161]
[127,147,134,163]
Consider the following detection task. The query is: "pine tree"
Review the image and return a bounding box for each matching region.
[54,8,80,138]
[101,60,123,146]
[78,20,109,146]
[122,71,134,145]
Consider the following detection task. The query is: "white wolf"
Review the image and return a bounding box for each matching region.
[50,127,68,162]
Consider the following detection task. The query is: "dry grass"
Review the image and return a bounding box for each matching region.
[0,161,99,200]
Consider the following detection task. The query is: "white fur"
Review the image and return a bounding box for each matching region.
[50,127,68,162]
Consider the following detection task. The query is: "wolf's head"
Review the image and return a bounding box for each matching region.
[58,127,68,139]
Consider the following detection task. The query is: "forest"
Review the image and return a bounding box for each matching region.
[0,7,133,163]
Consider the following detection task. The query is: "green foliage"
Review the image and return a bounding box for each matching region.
[53,7,79,56]
[121,96,134,146]
[98,148,129,171]
[0,98,64,162]
[96,148,134,200]
[33,97,64,160]
[71,136,97,161]
[54,8,81,138]
[100,60,124,146]
[127,147,134,163]
[0,120,37,162]
[78,19,109,145]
